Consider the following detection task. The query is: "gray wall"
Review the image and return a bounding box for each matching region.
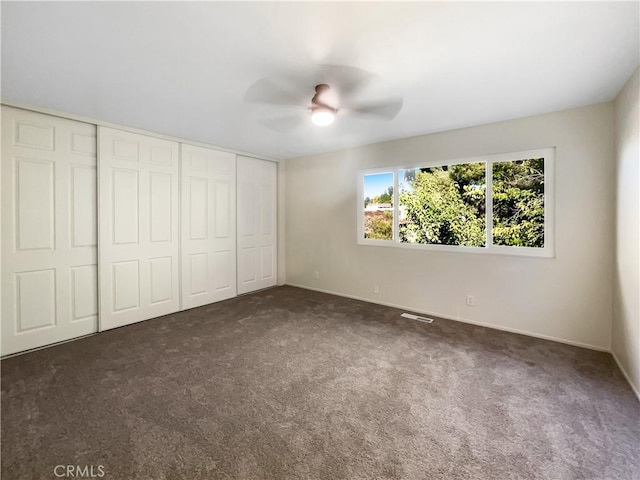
[286,103,615,350]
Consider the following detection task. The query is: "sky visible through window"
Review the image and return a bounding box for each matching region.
[363,172,393,199]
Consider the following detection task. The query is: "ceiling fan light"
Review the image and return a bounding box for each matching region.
[311,109,335,127]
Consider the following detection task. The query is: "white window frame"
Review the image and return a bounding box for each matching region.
[357,147,555,258]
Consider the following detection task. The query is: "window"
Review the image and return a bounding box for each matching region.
[492,158,545,248]
[363,172,394,240]
[357,148,555,257]
[399,162,486,247]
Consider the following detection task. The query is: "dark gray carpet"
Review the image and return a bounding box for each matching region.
[1,286,638,479]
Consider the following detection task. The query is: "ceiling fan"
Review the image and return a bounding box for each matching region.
[244,65,403,131]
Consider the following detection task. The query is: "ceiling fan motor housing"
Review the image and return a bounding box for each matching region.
[311,84,338,113]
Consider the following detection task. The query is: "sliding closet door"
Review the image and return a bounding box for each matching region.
[98,127,180,330]
[237,156,277,294]
[181,144,236,309]
[1,107,98,355]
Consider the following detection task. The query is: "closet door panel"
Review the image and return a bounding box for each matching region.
[1,106,98,355]
[181,144,236,309]
[99,127,179,330]
[237,156,277,295]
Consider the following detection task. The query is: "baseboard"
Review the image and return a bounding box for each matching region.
[612,351,640,402]
[285,283,610,353]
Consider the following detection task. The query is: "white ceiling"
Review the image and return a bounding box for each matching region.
[2,2,638,160]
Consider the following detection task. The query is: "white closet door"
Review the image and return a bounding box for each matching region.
[237,156,277,294]
[1,107,98,355]
[98,127,180,330]
[181,144,236,309]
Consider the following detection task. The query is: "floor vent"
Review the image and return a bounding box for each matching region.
[401,313,434,324]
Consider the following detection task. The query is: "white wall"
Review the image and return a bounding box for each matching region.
[613,67,640,397]
[286,103,615,350]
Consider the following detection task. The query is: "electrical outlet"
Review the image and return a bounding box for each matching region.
[314,271,320,280]
[373,285,380,294]
[466,295,475,306]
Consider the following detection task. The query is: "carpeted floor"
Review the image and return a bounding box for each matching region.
[1,286,639,479]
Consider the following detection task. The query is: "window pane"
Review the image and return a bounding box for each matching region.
[399,162,486,246]
[363,172,394,240]
[492,158,545,248]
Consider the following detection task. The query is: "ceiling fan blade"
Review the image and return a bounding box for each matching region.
[347,97,404,120]
[244,78,305,106]
[314,64,376,100]
[259,113,306,133]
